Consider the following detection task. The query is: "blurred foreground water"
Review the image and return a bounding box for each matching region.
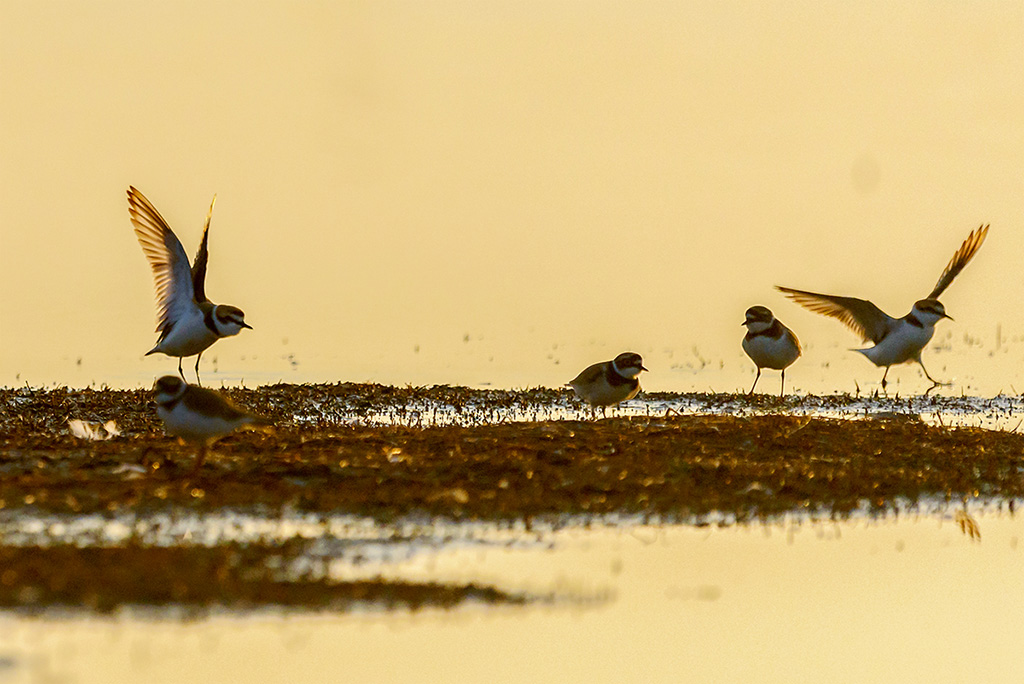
[0,507,1020,683]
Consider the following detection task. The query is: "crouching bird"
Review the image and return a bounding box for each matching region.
[151,375,268,474]
[568,351,648,417]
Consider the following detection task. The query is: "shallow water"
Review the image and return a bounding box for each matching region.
[0,508,1020,683]
[286,387,1024,432]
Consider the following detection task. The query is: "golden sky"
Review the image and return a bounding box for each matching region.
[1,2,1022,392]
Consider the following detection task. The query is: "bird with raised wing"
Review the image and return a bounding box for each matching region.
[777,225,988,391]
[129,187,251,385]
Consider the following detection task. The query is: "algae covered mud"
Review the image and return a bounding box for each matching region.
[4,383,1024,520]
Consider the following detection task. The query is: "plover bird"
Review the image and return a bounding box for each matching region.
[777,224,988,391]
[151,375,265,473]
[129,186,251,386]
[568,352,647,416]
[742,306,801,396]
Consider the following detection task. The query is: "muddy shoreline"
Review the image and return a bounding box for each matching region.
[3,383,1022,520]
[2,383,1021,613]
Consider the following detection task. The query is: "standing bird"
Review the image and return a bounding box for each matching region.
[741,306,801,396]
[568,352,648,416]
[129,186,251,386]
[151,375,266,474]
[777,224,988,391]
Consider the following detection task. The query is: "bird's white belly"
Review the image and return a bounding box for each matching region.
[154,309,219,357]
[857,323,935,367]
[157,404,247,442]
[570,380,640,408]
[742,336,799,370]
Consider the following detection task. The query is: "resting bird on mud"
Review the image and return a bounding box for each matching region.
[568,352,648,417]
[151,375,267,474]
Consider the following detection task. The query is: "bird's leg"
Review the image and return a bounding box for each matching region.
[780,369,786,398]
[748,368,761,395]
[918,358,946,391]
[194,353,203,387]
[880,366,891,393]
[190,442,209,477]
[177,358,186,382]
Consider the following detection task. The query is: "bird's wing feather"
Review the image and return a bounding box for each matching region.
[776,286,894,344]
[927,224,989,300]
[128,186,196,335]
[569,362,604,388]
[182,387,254,423]
[190,194,216,303]
[782,324,802,355]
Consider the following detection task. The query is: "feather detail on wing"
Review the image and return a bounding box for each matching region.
[128,187,196,335]
[776,286,894,344]
[182,387,254,423]
[569,362,604,388]
[191,194,216,303]
[782,325,802,356]
[927,224,989,300]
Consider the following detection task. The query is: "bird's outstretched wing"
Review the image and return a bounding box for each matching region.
[927,224,989,300]
[190,194,216,303]
[128,186,196,335]
[776,286,895,344]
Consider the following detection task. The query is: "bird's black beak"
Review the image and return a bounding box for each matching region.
[944,314,954,321]
[242,322,253,330]
[641,365,649,372]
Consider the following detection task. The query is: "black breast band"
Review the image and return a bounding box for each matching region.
[605,363,639,390]
[203,307,219,335]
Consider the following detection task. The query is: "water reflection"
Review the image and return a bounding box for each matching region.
[0,508,1020,683]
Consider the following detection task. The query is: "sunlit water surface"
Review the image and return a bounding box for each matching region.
[0,507,1020,684]
[294,390,1024,432]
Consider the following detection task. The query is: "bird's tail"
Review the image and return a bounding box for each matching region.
[245,415,275,432]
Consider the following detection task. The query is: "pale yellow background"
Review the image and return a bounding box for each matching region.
[1,2,1022,393]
